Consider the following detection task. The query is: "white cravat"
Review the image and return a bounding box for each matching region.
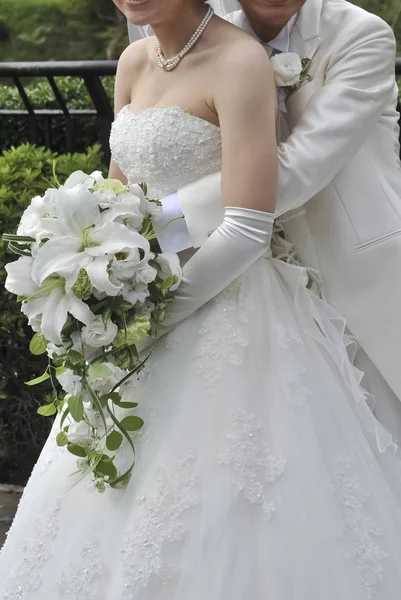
[155,14,297,254]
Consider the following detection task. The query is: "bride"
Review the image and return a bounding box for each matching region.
[1,0,401,598]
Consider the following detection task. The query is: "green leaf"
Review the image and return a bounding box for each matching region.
[96,458,118,478]
[88,363,112,379]
[109,392,122,404]
[25,371,50,386]
[106,431,123,451]
[37,402,57,416]
[120,416,144,432]
[66,350,84,365]
[68,395,84,422]
[55,366,66,376]
[56,431,68,447]
[67,443,87,458]
[60,407,71,430]
[29,332,49,355]
[158,275,177,292]
[99,392,120,406]
[118,402,138,409]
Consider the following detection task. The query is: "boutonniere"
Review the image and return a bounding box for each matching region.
[271,52,312,96]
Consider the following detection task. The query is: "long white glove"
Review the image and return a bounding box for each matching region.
[160,206,274,331]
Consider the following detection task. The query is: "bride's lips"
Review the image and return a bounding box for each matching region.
[124,0,152,5]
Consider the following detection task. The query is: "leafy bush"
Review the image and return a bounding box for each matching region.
[0,76,115,154]
[0,143,106,484]
[0,0,127,62]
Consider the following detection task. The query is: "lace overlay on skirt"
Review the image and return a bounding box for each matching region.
[1,107,401,600]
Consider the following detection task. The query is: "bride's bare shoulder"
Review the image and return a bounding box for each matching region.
[117,36,155,76]
[210,17,269,66]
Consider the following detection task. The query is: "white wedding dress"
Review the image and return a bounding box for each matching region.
[2,106,401,600]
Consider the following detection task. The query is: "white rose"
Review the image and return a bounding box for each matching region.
[67,419,93,447]
[156,253,182,291]
[57,368,82,396]
[102,194,144,230]
[144,199,162,219]
[81,316,118,348]
[94,188,118,209]
[88,362,127,395]
[271,52,303,88]
[111,247,156,285]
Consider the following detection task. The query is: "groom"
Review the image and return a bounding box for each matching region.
[129,0,401,439]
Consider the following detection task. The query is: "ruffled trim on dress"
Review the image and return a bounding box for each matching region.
[270,257,399,457]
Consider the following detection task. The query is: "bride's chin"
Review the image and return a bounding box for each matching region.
[122,0,154,24]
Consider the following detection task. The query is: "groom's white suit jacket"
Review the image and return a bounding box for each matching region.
[175,0,401,400]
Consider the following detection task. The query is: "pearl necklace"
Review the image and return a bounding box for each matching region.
[157,6,214,72]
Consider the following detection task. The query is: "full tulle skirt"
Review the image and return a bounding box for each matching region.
[1,257,401,600]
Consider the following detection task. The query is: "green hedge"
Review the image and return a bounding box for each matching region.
[0,0,127,62]
[0,143,106,484]
[0,76,115,154]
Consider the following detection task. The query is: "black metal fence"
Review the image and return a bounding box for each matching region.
[0,61,117,163]
[1,59,401,163]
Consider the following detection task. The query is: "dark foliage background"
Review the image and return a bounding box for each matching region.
[0,144,105,484]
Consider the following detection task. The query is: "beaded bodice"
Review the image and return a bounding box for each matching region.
[109,106,222,199]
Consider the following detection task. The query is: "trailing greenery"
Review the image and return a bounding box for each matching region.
[0,143,106,484]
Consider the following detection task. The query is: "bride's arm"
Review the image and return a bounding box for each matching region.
[160,40,277,330]
[108,43,145,182]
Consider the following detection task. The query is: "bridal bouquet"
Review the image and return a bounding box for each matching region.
[3,170,181,491]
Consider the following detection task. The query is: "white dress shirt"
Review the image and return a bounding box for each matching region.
[154,15,297,253]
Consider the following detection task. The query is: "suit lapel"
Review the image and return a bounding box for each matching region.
[291,0,322,53]
[283,0,322,131]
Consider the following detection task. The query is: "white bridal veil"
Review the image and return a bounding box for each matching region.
[127,1,241,43]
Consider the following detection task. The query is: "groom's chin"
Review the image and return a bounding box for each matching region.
[240,0,307,26]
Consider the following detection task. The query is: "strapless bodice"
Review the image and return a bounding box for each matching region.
[109,106,222,199]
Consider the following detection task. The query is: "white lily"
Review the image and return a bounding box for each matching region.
[31,185,150,297]
[17,188,59,241]
[5,256,95,344]
[62,169,102,190]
